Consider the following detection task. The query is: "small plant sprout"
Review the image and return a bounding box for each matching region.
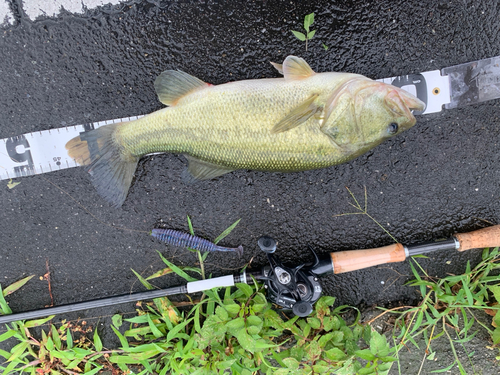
[292,12,316,51]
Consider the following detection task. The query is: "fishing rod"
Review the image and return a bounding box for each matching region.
[1,225,499,324]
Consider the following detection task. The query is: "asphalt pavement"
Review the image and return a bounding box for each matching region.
[1,1,500,373]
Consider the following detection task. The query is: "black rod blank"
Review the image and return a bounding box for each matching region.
[0,285,187,325]
[407,238,458,256]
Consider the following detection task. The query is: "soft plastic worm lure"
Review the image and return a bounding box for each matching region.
[151,229,243,256]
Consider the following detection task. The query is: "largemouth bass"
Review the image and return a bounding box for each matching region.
[66,56,424,207]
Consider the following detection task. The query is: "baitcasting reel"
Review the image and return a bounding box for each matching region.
[256,236,333,317]
[1,225,499,324]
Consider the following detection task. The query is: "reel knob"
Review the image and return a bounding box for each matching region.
[258,236,277,253]
[292,301,314,317]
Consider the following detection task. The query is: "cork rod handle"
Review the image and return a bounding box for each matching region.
[455,225,500,251]
[330,243,406,274]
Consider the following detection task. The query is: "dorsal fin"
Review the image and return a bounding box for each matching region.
[270,62,284,75]
[282,56,315,80]
[154,70,210,106]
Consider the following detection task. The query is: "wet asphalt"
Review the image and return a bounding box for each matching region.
[0,0,500,367]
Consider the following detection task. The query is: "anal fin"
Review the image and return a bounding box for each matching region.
[182,155,235,183]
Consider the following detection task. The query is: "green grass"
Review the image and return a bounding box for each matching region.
[1,217,500,374]
[379,247,500,375]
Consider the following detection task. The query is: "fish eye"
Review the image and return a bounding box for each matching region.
[387,122,399,134]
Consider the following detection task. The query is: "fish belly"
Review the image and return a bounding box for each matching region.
[117,75,357,172]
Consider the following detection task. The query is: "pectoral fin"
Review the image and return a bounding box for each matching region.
[271,94,321,134]
[182,155,235,183]
[154,70,210,106]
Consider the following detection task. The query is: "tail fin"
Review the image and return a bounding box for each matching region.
[65,123,139,207]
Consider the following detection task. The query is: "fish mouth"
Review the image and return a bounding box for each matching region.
[397,88,426,112]
[385,88,425,128]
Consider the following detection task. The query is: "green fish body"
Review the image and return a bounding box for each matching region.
[66,56,424,207]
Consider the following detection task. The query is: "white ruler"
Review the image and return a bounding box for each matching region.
[0,116,143,180]
[4,55,496,181]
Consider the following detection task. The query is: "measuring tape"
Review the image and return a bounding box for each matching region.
[1,56,498,181]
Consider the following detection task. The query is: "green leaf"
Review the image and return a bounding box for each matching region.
[194,304,202,333]
[431,360,457,372]
[247,315,263,335]
[214,219,241,244]
[410,311,424,335]
[112,314,123,328]
[283,357,300,370]
[65,328,73,350]
[482,247,491,260]
[83,365,104,375]
[166,317,193,342]
[304,12,314,31]
[355,349,376,361]
[131,269,154,290]
[489,285,500,303]
[315,296,336,316]
[358,368,377,375]
[226,317,245,335]
[0,287,11,314]
[187,215,195,235]
[93,328,103,352]
[291,30,306,41]
[322,43,328,50]
[306,340,321,362]
[237,283,254,298]
[111,325,129,349]
[51,325,62,350]
[145,267,173,280]
[307,317,322,330]
[331,330,345,344]
[370,329,389,357]
[0,330,17,343]
[307,30,316,39]
[313,364,331,373]
[24,315,54,327]
[236,329,256,353]
[45,337,54,351]
[2,276,34,297]
[492,327,500,345]
[493,310,500,329]
[157,251,197,282]
[303,323,311,338]
[146,314,164,339]
[125,315,149,324]
[318,332,335,347]
[325,347,347,361]
[463,285,474,306]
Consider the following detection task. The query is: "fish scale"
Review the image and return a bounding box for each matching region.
[65,56,424,207]
[119,75,359,170]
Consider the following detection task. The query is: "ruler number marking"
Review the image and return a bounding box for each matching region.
[391,73,428,115]
[6,135,35,177]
